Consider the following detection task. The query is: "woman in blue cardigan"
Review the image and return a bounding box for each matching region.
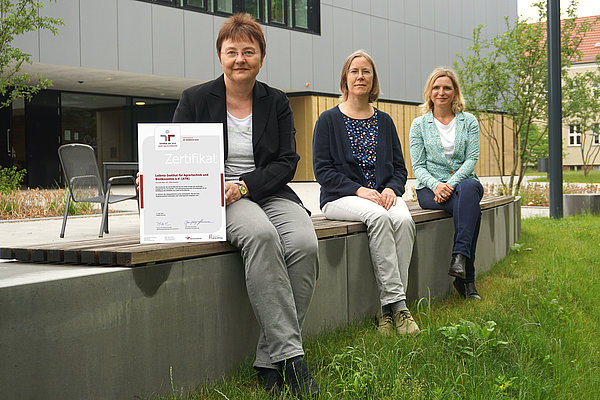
[409,67,483,300]
[313,50,419,336]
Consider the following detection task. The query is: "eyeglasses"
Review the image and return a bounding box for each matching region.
[221,50,259,59]
[348,69,372,77]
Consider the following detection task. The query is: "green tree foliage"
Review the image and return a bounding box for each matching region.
[454,1,594,194]
[0,0,63,107]
[562,64,600,176]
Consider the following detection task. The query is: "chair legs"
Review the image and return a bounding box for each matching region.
[60,191,72,238]
[100,191,111,238]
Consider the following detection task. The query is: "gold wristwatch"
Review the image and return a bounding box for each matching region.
[235,182,247,197]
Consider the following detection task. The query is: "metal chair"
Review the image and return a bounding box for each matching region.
[58,143,138,238]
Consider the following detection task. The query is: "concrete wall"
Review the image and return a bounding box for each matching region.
[0,198,520,399]
[14,0,517,102]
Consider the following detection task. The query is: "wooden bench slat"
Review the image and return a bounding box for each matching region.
[0,195,516,267]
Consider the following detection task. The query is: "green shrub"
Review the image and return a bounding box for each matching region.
[0,166,26,193]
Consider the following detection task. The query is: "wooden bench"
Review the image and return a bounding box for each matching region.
[0,195,515,267]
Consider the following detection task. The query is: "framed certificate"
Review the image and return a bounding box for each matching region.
[138,123,226,243]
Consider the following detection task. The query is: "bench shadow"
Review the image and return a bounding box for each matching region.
[131,263,172,296]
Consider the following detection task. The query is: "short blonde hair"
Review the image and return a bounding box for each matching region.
[420,67,465,114]
[339,50,380,103]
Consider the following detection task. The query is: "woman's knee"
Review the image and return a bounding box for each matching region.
[456,179,483,196]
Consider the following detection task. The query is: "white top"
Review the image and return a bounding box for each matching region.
[225,112,256,181]
[434,117,456,163]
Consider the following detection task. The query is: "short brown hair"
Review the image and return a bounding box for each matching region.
[420,67,465,114]
[216,13,266,61]
[339,50,380,103]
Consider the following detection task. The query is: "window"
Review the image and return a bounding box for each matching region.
[138,0,320,34]
[185,0,207,9]
[569,124,581,146]
[593,123,600,145]
[269,0,286,24]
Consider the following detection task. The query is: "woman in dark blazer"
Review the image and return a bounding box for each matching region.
[313,50,419,336]
[173,14,318,399]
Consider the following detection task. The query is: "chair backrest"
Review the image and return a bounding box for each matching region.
[58,144,104,201]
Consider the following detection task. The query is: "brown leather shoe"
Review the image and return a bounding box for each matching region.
[449,254,467,279]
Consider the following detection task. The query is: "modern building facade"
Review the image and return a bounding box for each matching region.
[0,0,517,187]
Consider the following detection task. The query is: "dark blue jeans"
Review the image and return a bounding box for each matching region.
[416,179,484,283]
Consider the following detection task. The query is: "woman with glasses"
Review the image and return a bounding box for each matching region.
[312,50,419,336]
[173,13,319,398]
[409,67,483,301]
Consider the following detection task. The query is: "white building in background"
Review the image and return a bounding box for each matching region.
[0,0,517,187]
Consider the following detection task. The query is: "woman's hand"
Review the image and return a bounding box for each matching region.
[356,187,383,206]
[434,182,453,204]
[380,188,397,210]
[224,181,249,206]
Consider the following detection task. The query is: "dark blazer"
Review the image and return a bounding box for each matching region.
[172,75,303,207]
[312,106,408,209]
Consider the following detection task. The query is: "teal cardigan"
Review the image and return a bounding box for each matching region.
[409,111,479,191]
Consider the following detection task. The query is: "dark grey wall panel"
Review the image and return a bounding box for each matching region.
[81,0,118,70]
[39,0,80,66]
[183,12,215,81]
[303,237,348,335]
[152,6,185,77]
[312,5,336,93]
[118,0,152,74]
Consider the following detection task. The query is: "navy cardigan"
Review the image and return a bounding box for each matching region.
[312,106,408,209]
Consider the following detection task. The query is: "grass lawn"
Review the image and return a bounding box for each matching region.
[154,215,600,400]
[528,170,600,183]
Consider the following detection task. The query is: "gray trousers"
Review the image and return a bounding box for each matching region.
[226,196,318,368]
[322,196,415,306]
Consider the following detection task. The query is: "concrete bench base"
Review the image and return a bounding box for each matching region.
[563,193,600,217]
[0,198,520,400]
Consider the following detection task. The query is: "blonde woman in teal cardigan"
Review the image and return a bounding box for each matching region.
[409,67,483,300]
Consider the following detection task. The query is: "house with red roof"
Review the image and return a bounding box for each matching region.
[562,15,600,171]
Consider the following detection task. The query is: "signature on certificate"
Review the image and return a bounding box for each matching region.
[185,219,212,229]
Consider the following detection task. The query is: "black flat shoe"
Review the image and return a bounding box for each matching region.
[466,282,482,300]
[453,278,466,298]
[256,367,283,395]
[281,356,319,399]
[449,254,467,279]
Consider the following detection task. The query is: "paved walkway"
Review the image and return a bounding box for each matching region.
[0,177,547,250]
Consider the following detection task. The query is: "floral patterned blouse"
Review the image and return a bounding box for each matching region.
[342,109,379,189]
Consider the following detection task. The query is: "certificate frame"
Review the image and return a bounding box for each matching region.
[138,123,226,243]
